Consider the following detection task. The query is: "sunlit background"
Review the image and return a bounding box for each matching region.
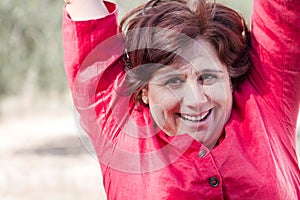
[0,0,298,199]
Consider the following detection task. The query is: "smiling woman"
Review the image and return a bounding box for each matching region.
[62,0,300,199]
[144,39,233,149]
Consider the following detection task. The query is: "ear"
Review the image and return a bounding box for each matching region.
[230,80,234,92]
[230,85,233,92]
[141,87,149,104]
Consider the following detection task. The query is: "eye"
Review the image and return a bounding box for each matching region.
[164,77,184,87]
[199,73,218,85]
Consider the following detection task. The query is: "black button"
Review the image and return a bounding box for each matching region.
[198,150,207,158]
[209,177,219,187]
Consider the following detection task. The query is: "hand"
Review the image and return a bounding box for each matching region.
[64,0,109,21]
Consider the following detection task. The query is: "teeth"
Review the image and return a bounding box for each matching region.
[180,111,210,122]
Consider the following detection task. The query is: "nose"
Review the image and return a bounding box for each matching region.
[182,81,207,109]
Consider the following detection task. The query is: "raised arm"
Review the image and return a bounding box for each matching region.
[250,0,300,130]
[66,0,109,21]
[62,0,120,91]
[62,0,124,142]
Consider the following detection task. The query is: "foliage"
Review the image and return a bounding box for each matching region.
[0,0,65,98]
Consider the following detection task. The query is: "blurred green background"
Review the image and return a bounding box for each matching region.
[0,0,65,99]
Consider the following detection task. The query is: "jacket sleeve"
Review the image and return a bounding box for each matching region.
[62,1,125,141]
[250,0,300,132]
[62,1,120,91]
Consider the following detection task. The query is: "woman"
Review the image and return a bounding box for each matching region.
[62,0,300,199]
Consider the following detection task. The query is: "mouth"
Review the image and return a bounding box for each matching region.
[178,109,211,123]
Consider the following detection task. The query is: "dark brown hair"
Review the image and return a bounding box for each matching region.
[120,0,252,103]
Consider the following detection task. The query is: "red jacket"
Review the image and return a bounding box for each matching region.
[62,0,300,199]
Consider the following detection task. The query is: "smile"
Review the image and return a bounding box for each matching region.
[179,110,211,122]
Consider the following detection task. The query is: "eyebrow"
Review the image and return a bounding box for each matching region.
[199,69,224,73]
[154,67,224,77]
[151,68,225,84]
[152,71,183,82]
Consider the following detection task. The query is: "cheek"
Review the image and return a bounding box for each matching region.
[148,88,179,112]
[206,83,232,109]
[147,87,181,124]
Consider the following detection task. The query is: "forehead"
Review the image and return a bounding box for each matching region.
[154,39,226,76]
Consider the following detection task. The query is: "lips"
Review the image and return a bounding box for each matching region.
[178,109,211,123]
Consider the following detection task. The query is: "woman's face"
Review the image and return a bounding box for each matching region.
[143,39,233,149]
